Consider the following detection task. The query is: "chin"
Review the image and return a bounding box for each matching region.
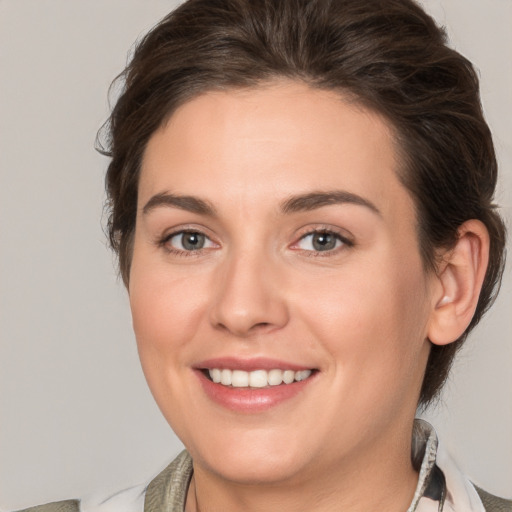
[185,428,313,485]
[203,452,306,485]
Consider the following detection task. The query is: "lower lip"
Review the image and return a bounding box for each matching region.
[196,371,315,413]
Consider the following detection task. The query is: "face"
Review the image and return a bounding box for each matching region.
[130,81,435,486]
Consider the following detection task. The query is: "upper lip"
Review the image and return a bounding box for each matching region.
[195,357,316,372]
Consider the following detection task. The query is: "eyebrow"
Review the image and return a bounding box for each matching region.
[142,190,381,218]
[142,192,217,216]
[280,191,381,216]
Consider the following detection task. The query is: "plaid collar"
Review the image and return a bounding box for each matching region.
[408,419,446,511]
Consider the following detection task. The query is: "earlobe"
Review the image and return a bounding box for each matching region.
[427,220,490,346]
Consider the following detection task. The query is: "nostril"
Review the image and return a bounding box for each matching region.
[249,322,274,333]
[213,320,276,338]
[254,322,270,328]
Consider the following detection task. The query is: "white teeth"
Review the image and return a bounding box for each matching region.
[211,368,222,383]
[282,370,295,384]
[249,370,268,388]
[231,370,249,387]
[220,369,232,386]
[267,369,283,386]
[207,368,313,388]
[295,370,312,381]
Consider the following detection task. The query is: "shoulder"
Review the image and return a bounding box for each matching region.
[13,501,80,512]
[474,486,512,512]
[10,451,192,512]
[11,483,146,512]
[429,427,512,511]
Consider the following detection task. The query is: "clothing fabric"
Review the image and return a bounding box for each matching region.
[11,420,512,512]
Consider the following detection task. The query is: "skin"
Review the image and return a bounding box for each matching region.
[128,81,464,511]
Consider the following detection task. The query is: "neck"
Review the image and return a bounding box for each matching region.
[185,421,419,512]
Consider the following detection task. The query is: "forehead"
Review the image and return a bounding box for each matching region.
[139,81,412,220]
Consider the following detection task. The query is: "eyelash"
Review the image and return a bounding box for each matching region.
[292,227,354,257]
[157,227,354,257]
[158,229,217,257]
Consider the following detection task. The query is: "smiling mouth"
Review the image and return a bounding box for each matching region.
[202,368,315,388]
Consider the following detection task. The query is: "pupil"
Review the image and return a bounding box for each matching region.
[183,232,204,250]
[312,233,335,251]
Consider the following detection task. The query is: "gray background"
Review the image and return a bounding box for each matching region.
[0,0,510,509]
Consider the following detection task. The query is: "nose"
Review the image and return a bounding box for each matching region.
[209,251,290,337]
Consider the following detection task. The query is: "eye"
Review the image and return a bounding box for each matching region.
[295,230,349,252]
[165,231,215,252]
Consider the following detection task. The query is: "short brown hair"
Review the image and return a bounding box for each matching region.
[99,0,506,406]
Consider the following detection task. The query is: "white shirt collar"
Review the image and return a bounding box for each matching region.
[411,419,485,512]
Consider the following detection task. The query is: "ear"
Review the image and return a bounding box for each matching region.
[427,219,490,346]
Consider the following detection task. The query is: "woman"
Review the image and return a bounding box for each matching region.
[12,0,510,510]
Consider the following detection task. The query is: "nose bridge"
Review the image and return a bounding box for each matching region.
[209,243,289,336]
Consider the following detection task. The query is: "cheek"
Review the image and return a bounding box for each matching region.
[128,254,211,361]
[293,256,431,383]
[127,252,217,427]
